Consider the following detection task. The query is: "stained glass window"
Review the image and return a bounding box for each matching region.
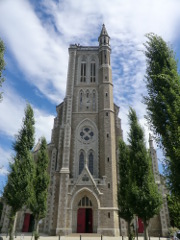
[88,152,93,175]
[78,197,92,207]
[80,127,94,142]
[92,91,96,111]
[80,91,83,110]
[79,152,84,174]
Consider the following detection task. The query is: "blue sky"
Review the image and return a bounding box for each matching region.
[0,0,180,191]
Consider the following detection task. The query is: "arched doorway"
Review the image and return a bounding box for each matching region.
[71,188,99,234]
[77,196,93,233]
[22,213,35,232]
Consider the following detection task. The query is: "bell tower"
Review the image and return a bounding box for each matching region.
[98,24,120,235]
[44,24,122,237]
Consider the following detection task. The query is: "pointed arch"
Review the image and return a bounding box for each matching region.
[86,89,90,98]
[70,188,100,233]
[88,150,94,175]
[79,89,84,111]
[80,55,87,83]
[82,55,87,61]
[78,196,92,207]
[92,89,96,111]
[79,150,85,175]
[71,187,100,209]
[73,119,99,178]
[90,61,96,82]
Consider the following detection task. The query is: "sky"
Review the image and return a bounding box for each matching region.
[0,0,180,191]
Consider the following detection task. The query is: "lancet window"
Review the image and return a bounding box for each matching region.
[79,151,84,174]
[79,90,83,110]
[78,196,92,207]
[80,63,86,82]
[75,119,98,178]
[88,152,94,175]
[92,90,96,111]
[90,62,96,82]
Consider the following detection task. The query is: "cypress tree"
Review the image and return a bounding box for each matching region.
[3,104,35,240]
[128,108,162,240]
[118,138,134,240]
[143,33,180,197]
[30,137,49,240]
[167,194,180,229]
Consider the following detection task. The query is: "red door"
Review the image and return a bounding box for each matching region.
[77,208,86,233]
[77,208,93,233]
[138,218,144,233]
[22,213,31,232]
[86,208,93,233]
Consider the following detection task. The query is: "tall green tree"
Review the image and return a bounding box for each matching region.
[3,104,35,240]
[0,200,3,223]
[30,137,49,240]
[167,194,180,229]
[128,108,162,240]
[118,138,134,240]
[0,39,5,102]
[143,33,180,197]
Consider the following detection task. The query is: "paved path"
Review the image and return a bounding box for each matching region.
[0,234,169,240]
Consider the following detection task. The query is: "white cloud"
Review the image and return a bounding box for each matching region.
[1,0,180,109]
[0,82,55,177]
[0,0,68,103]
[0,147,12,176]
[0,0,179,176]
[42,0,180,42]
[0,82,54,144]
[0,84,25,138]
[34,108,54,144]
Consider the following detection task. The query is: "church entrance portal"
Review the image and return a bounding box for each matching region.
[72,193,98,234]
[77,208,93,233]
[22,213,35,232]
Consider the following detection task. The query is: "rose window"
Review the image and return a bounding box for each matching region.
[80,127,94,142]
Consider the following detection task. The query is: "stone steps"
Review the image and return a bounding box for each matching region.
[67,233,102,237]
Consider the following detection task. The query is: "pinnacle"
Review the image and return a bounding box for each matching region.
[100,24,109,37]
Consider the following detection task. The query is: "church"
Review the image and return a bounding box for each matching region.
[0,25,170,237]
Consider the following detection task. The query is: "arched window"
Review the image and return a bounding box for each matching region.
[90,62,96,82]
[79,151,84,174]
[86,90,90,110]
[104,52,107,63]
[79,90,83,110]
[80,62,86,82]
[86,90,89,98]
[92,90,96,111]
[88,152,93,175]
[78,196,92,207]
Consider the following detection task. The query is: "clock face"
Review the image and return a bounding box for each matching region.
[80,127,94,142]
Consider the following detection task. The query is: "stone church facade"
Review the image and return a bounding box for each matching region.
[44,24,122,236]
[0,25,170,237]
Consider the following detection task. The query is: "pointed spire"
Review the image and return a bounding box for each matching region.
[100,24,109,37]
[98,24,110,46]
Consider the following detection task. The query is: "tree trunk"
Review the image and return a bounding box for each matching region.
[127,220,134,240]
[34,219,38,232]
[128,220,131,240]
[34,218,39,240]
[8,210,17,240]
[143,219,149,240]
